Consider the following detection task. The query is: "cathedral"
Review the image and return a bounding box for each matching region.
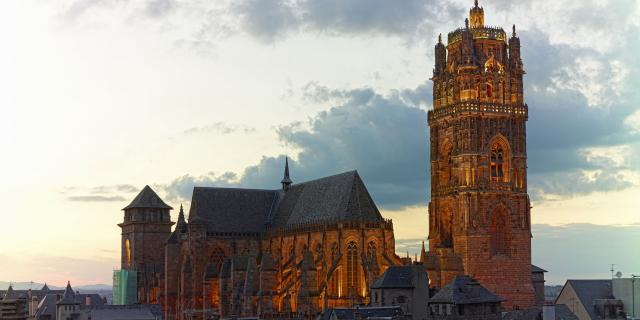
[117,1,537,318]
[119,161,402,320]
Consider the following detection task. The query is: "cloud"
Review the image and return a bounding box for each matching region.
[68,195,127,202]
[200,0,465,44]
[63,184,138,202]
[183,122,255,135]
[144,0,174,18]
[58,0,464,44]
[625,110,640,134]
[163,84,430,210]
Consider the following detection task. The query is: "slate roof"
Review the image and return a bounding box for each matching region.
[558,280,613,320]
[532,264,548,273]
[371,266,415,289]
[555,304,580,320]
[271,171,382,226]
[123,185,172,210]
[429,276,503,304]
[322,306,404,320]
[502,305,578,320]
[189,187,276,233]
[186,170,383,233]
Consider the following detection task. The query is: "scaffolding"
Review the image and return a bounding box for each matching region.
[113,269,137,305]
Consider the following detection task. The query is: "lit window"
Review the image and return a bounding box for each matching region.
[490,145,505,182]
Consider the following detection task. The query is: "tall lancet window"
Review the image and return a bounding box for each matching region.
[346,241,359,296]
[367,241,377,261]
[491,145,505,181]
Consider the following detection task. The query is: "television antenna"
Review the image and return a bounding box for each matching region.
[610,264,616,279]
[616,272,622,279]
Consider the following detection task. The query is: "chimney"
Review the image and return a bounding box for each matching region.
[85,296,92,306]
[543,303,555,320]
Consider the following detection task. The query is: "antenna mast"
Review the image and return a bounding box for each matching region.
[610,264,616,279]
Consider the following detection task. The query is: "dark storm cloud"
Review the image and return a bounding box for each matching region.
[223,0,464,42]
[163,85,430,209]
[59,0,464,43]
[517,29,640,200]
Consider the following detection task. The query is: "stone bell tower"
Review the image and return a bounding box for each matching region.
[426,0,534,309]
[119,185,174,304]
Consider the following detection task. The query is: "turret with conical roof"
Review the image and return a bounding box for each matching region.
[119,185,175,304]
[57,281,77,305]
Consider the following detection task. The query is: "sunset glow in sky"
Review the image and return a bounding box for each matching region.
[2,0,639,286]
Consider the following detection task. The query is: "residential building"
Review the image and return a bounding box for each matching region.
[428,276,502,320]
[555,280,625,320]
[370,265,430,320]
[612,277,640,319]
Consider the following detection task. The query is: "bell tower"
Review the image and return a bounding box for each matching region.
[119,185,174,304]
[427,0,534,309]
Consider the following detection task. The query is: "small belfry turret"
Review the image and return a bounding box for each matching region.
[470,0,484,28]
[281,157,292,191]
[434,34,446,75]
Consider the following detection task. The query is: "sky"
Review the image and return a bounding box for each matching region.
[1,0,639,287]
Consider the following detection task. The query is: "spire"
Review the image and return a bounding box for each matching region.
[420,241,427,263]
[512,24,517,37]
[176,204,187,232]
[465,18,469,29]
[281,157,292,191]
[41,283,50,291]
[438,33,442,44]
[4,284,13,300]
[123,185,172,210]
[474,0,479,7]
[58,281,77,304]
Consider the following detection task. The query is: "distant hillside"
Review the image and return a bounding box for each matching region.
[0,281,111,292]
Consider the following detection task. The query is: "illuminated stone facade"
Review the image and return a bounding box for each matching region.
[120,168,402,320]
[425,0,535,310]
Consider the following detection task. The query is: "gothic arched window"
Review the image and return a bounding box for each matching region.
[346,242,359,296]
[330,267,341,297]
[441,142,453,186]
[490,144,505,182]
[367,241,377,261]
[125,239,131,266]
[490,207,509,255]
[486,83,493,98]
[331,243,339,263]
[211,247,225,270]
